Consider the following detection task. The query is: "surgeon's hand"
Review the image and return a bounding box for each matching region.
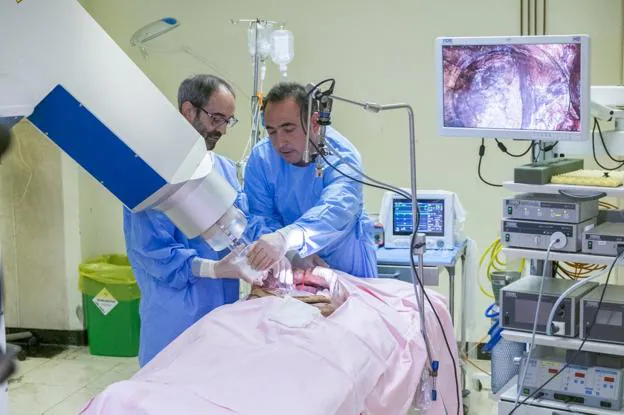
[247,231,288,271]
[270,256,294,286]
[209,247,266,285]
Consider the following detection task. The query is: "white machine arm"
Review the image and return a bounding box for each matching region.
[590,86,624,123]
[0,0,245,251]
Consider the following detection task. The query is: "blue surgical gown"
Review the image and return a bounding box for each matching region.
[123,153,266,367]
[244,127,377,278]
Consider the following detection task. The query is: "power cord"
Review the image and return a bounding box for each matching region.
[483,139,556,186]
[508,248,624,414]
[494,139,535,158]
[478,139,503,188]
[594,117,624,163]
[592,118,624,171]
[539,142,559,153]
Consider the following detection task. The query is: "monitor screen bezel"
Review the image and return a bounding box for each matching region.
[436,34,590,142]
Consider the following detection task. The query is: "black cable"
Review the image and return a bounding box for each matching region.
[307,78,335,98]
[303,78,336,131]
[595,117,624,163]
[494,139,535,158]
[312,142,411,198]
[532,143,543,162]
[410,230,461,415]
[319,144,413,200]
[299,79,336,156]
[592,118,624,171]
[478,139,503,188]
[539,141,559,153]
[508,249,624,414]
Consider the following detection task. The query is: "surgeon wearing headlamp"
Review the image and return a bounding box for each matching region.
[244,82,377,279]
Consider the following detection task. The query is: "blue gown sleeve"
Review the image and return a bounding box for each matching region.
[293,153,365,257]
[124,209,199,290]
[243,151,284,234]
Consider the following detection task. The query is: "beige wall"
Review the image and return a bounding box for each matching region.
[79,173,125,262]
[3,0,622,338]
[1,122,82,330]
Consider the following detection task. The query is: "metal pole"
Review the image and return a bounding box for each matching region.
[303,94,314,163]
[543,0,547,35]
[331,95,368,108]
[250,22,261,148]
[533,0,538,36]
[334,96,434,357]
[520,0,524,35]
[402,104,434,361]
[252,21,259,100]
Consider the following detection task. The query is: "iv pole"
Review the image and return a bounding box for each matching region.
[231,18,286,181]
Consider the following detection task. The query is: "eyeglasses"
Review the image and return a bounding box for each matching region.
[193,104,238,128]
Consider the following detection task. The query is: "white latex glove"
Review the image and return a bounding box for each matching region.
[194,247,266,285]
[247,231,288,271]
[270,256,294,286]
[289,253,329,270]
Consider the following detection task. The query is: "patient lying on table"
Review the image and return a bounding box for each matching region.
[80,265,463,415]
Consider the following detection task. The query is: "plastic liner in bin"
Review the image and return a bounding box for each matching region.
[79,254,140,301]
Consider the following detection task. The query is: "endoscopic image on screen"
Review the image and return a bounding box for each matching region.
[442,43,581,132]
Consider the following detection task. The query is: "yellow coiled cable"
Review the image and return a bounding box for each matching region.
[479,238,525,299]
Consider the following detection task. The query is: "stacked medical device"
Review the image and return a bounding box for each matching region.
[437,30,624,414]
[501,193,599,253]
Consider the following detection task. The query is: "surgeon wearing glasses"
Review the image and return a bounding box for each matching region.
[189,99,238,150]
[123,74,271,367]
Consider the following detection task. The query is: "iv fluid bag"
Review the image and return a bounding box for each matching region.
[247,23,272,60]
[271,29,294,75]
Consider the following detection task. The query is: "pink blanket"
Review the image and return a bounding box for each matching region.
[80,273,462,415]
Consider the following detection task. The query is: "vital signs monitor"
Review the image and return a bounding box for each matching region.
[379,190,455,250]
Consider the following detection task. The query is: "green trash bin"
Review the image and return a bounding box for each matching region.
[79,254,141,357]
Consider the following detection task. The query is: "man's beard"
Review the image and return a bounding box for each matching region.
[203,133,221,151]
[192,118,221,151]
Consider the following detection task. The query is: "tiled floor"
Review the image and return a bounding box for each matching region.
[8,347,139,415]
[7,347,497,414]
